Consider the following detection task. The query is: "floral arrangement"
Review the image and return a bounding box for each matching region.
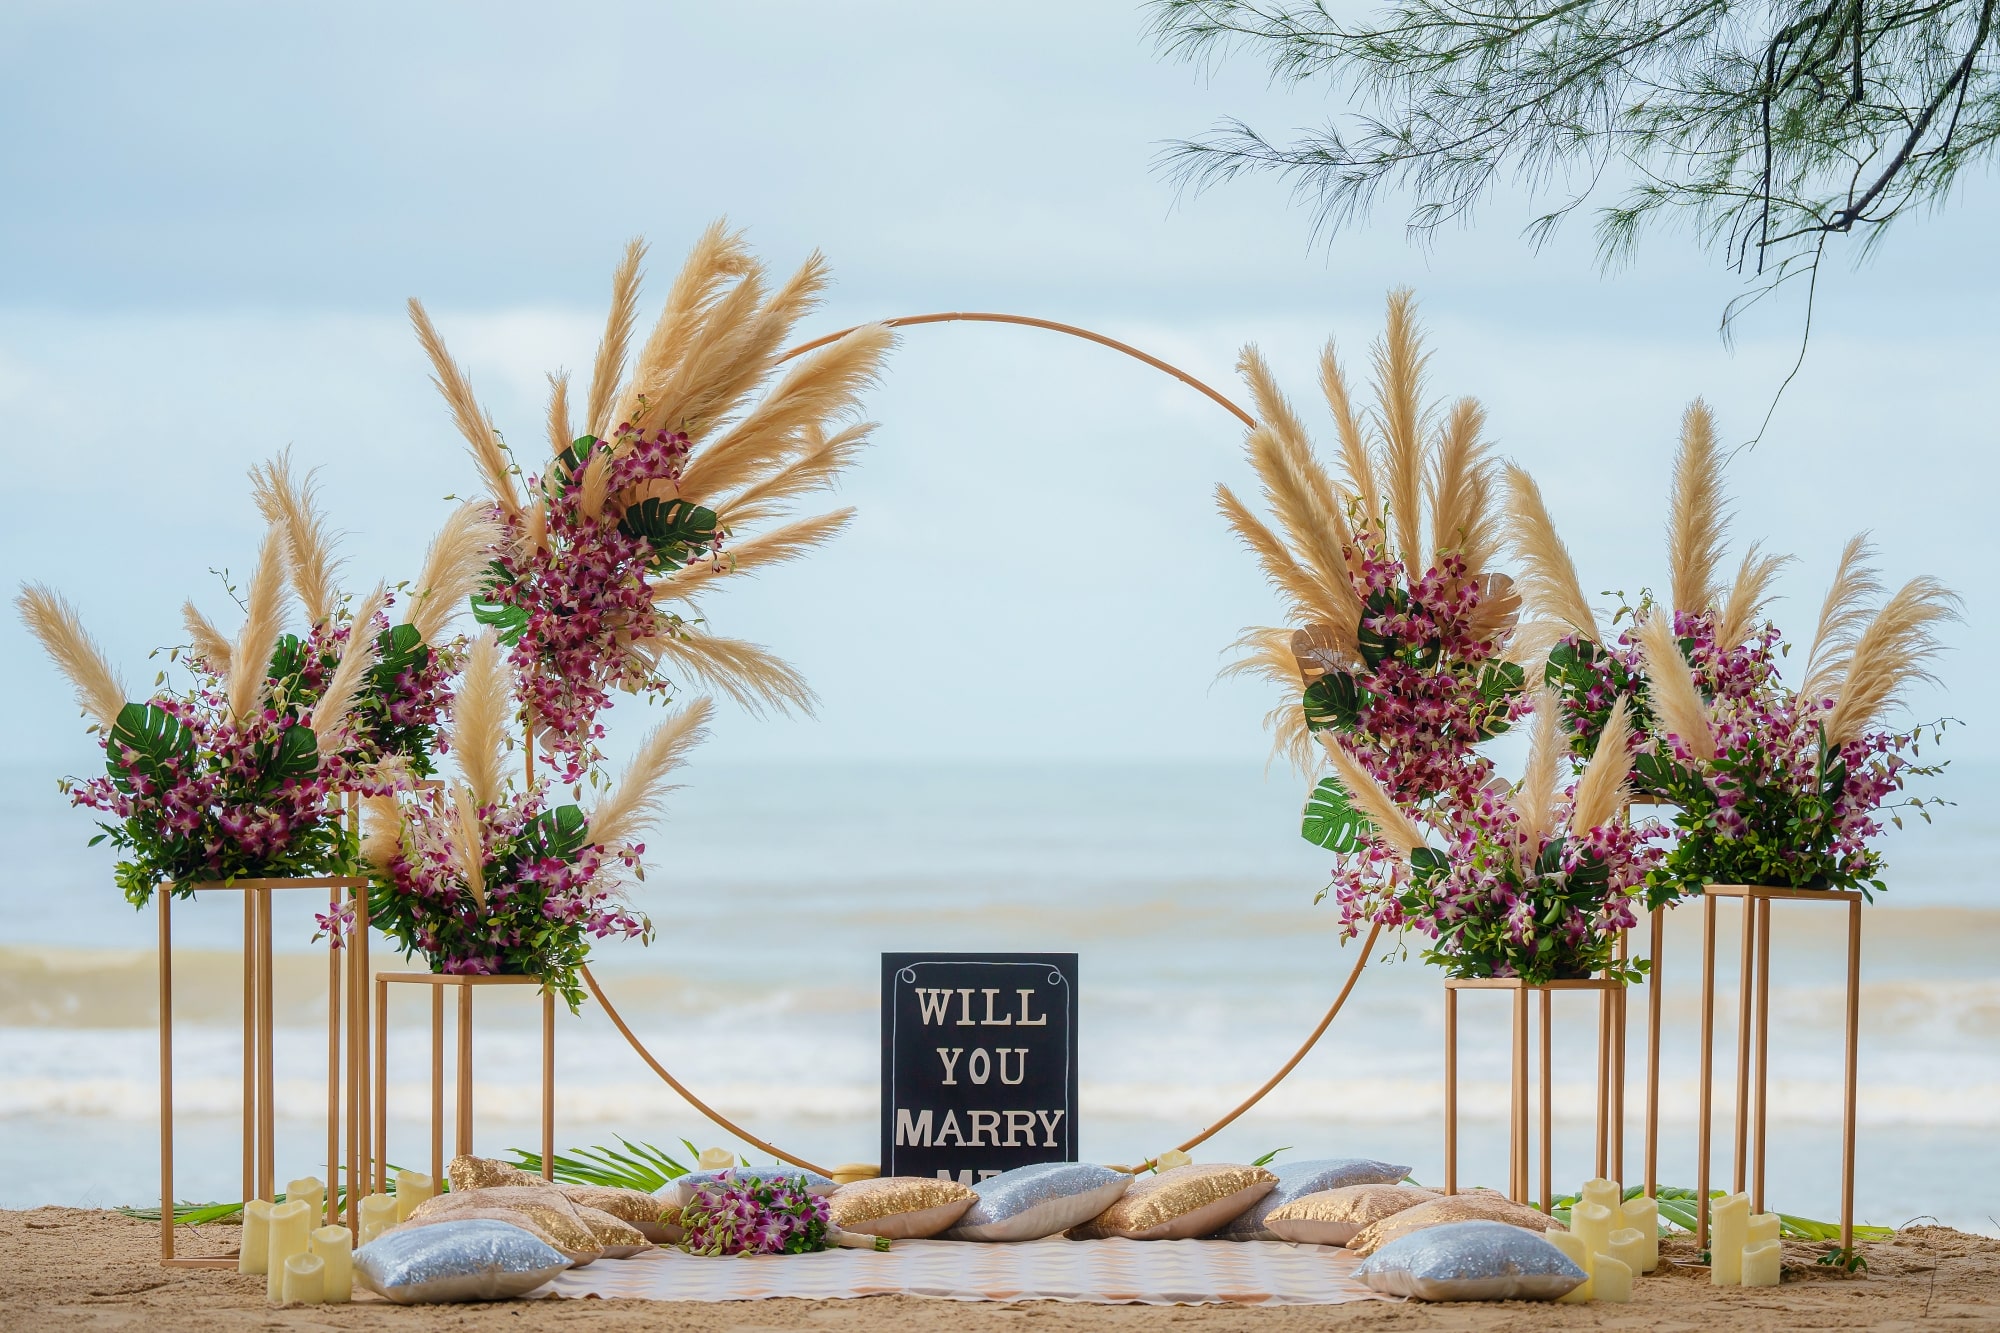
[1323,695,1661,983]
[409,224,894,780]
[22,523,362,905]
[358,631,708,1009]
[679,1171,832,1257]
[1218,292,1537,851]
[1508,402,1956,903]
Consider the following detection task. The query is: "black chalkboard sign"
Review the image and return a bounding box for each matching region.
[880,953,1078,1184]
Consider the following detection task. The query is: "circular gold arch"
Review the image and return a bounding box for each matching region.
[576,311,1374,1177]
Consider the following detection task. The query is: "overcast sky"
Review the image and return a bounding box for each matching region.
[4,1,1994,770]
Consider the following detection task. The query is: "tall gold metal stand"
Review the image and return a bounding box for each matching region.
[156,876,365,1267]
[1695,884,1862,1254]
[1443,976,1625,1211]
[371,973,555,1192]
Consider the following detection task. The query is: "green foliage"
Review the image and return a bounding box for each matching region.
[507,1136,694,1192]
[619,497,720,572]
[1301,669,1365,733]
[471,560,530,646]
[1251,1146,1292,1167]
[1150,1,2000,336]
[1301,775,1374,852]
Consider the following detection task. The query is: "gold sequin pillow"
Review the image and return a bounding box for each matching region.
[1348,1191,1562,1256]
[560,1185,683,1244]
[446,1154,543,1192]
[410,1186,606,1263]
[570,1204,653,1258]
[1068,1163,1277,1241]
[829,1176,978,1239]
[1265,1184,1440,1246]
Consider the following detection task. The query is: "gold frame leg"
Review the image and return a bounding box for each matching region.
[1443,987,1458,1196]
[1697,894,1717,1249]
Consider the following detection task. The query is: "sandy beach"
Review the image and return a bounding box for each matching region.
[6,1207,1995,1330]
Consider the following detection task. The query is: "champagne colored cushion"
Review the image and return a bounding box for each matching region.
[411,1186,606,1263]
[442,1157,682,1244]
[1355,1220,1586,1301]
[1265,1184,1440,1246]
[1218,1157,1415,1240]
[356,1218,569,1304]
[1349,1191,1563,1256]
[672,1167,836,1207]
[570,1204,653,1258]
[560,1186,683,1244]
[945,1164,1134,1242]
[1068,1164,1277,1241]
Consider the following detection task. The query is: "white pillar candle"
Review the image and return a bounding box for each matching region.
[1748,1212,1781,1247]
[1742,1238,1782,1288]
[1620,1196,1660,1272]
[394,1169,435,1222]
[358,1192,398,1245]
[264,1200,312,1304]
[1580,1178,1622,1210]
[1592,1253,1634,1303]
[285,1176,324,1225]
[281,1251,325,1305]
[309,1225,352,1303]
[238,1199,274,1275]
[697,1147,735,1171]
[1544,1229,1593,1303]
[1606,1226,1647,1280]
[1710,1192,1749,1286]
[1570,1200,1615,1269]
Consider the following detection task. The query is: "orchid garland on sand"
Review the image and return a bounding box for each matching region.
[679,1172,832,1257]
[1218,290,1540,852]
[359,630,710,1009]
[410,222,894,781]
[1324,694,1662,983]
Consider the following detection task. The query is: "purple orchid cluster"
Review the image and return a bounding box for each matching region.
[1325,771,1664,983]
[67,671,350,908]
[477,425,725,783]
[1328,545,1529,812]
[294,599,458,794]
[679,1172,832,1257]
[360,785,651,1011]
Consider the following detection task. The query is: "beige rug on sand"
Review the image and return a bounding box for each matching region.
[544,1237,1382,1305]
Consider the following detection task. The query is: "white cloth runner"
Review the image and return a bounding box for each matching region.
[545,1237,1382,1305]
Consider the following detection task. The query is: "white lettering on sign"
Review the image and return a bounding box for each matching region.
[1035,1109,1064,1147]
[916,990,955,1025]
[998,1048,1028,1085]
[1004,1110,1037,1146]
[967,1110,1002,1145]
[981,989,1012,1025]
[937,1169,1005,1185]
[967,1048,991,1085]
[936,1047,963,1085]
[896,1108,933,1146]
[935,1110,967,1147]
[957,988,977,1026]
[1017,989,1048,1026]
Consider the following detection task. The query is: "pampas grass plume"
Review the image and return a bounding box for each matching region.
[409,502,505,646]
[310,584,387,753]
[1635,610,1715,763]
[1571,696,1636,834]
[586,696,713,850]
[1824,576,1959,746]
[16,584,127,728]
[451,630,510,808]
[1318,733,1427,856]
[226,525,293,724]
[1666,400,1728,616]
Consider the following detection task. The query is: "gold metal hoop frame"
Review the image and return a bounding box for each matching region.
[566,312,1374,1177]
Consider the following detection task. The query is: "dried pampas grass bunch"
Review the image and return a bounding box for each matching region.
[1221,289,1526,790]
[408,221,890,780]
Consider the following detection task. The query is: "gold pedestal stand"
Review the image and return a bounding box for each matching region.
[1695,884,1862,1253]
[371,973,555,1192]
[1443,977,1626,1212]
[156,876,367,1267]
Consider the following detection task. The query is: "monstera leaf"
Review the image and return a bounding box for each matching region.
[107,701,191,793]
[522,804,590,861]
[1474,659,1527,737]
[618,497,719,572]
[262,722,322,790]
[471,560,530,646]
[265,633,311,691]
[1302,775,1375,852]
[1301,669,1366,734]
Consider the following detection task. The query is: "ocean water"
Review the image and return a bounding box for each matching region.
[2,759,1996,1236]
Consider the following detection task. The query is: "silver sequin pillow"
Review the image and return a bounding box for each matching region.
[671,1167,836,1207]
[1353,1220,1586,1301]
[944,1163,1133,1242]
[1218,1156,1413,1240]
[354,1218,570,1304]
